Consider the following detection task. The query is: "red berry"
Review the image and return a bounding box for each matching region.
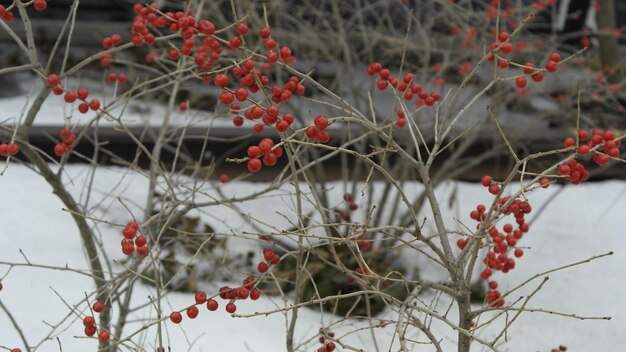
[250,289,261,300]
[135,236,147,247]
[179,102,188,111]
[540,178,550,188]
[235,88,248,102]
[515,76,527,88]
[84,325,96,337]
[136,246,148,256]
[578,129,589,140]
[195,291,207,304]
[93,301,105,313]
[489,281,498,289]
[314,115,329,129]
[488,184,500,195]
[7,144,19,155]
[578,145,590,155]
[121,243,134,255]
[83,316,95,327]
[247,146,261,158]
[54,143,66,156]
[549,53,561,63]
[236,23,249,35]
[169,311,183,324]
[77,87,89,100]
[498,32,509,42]
[257,262,269,273]
[98,330,110,342]
[78,103,89,114]
[546,60,558,72]
[259,27,271,38]
[532,73,544,82]
[47,74,60,86]
[564,137,575,147]
[219,174,229,183]
[64,91,77,103]
[225,302,237,313]
[558,164,571,175]
[186,306,199,319]
[514,248,524,257]
[305,126,318,139]
[206,299,218,311]
[522,62,535,74]
[481,175,492,187]
[89,99,101,111]
[214,74,229,87]
[219,91,234,104]
[247,158,262,172]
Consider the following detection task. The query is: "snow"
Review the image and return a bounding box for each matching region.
[0,164,624,351]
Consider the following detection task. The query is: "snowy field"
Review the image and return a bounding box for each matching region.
[0,163,624,351]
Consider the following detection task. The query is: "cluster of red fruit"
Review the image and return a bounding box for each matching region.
[106,73,129,85]
[557,129,620,184]
[556,158,589,185]
[367,63,440,108]
[54,128,77,157]
[550,345,568,352]
[121,221,148,256]
[237,103,296,134]
[484,197,533,307]
[479,175,501,195]
[305,115,331,143]
[246,138,282,173]
[170,275,264,324]
[459,175,535,308]
[516,52,560,90]
[316,328,336,352]
[257,247,281,273]
[46,74,101,112]
[268,76,306,104]
[0,143,19,157]
[572,129,619,161]
[0,1,47,22]
[120,3,304,138]
[82,301,108,342]
[337,192,359,222]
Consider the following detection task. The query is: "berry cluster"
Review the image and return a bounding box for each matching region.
[557,129,620,184]
[577,129,620,162]
[0,1,46,22]
[239,104,296,134]
[170,279,262,324]
[367,63,440,107]
[550,345,568,352]
[459,176,536,308]
[106,73,128,85]
[480,175,501,195]
[168,247,279,325]
[46,74,101,113]
[557,159,589,185]
[257,247,281,273]
[0,143,19,157]
[336,192,359,222]
[246,138,282,173]
[83,310,109,342]
[54,128,77,157]
[316,328,336,352]
[121,221,148,256]
[120,3,305,139]
[305,115,330,143]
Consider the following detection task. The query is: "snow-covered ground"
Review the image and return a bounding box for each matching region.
[0,164,624,351]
